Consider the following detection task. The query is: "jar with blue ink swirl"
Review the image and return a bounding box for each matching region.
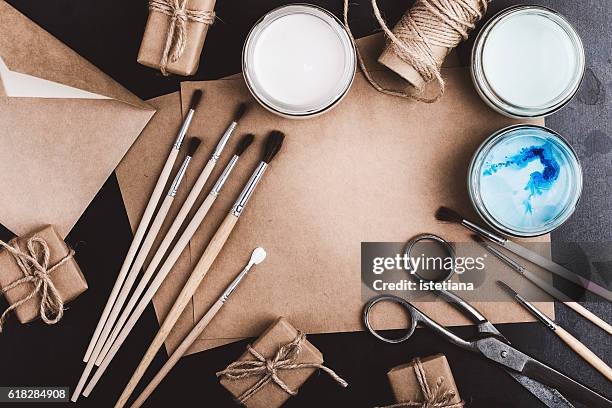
[468,125,582,237]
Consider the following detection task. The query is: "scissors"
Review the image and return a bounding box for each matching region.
[363,234,612,408]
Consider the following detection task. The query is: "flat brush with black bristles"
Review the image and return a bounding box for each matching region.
[114,131,285,408]
[80,135,259,398]
[435,206,612,302]
[74,90,204,401]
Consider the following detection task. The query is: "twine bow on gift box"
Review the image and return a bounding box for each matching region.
[148,0,215,75]
[217,331,348,403]
[0,236,74,332]
[378,358,464,408]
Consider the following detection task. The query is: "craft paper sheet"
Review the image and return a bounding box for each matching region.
[0,1,155,238]
[117,35,552,356]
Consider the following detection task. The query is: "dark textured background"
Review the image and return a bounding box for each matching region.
[0,1,610,407]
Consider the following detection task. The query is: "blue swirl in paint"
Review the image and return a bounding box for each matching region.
[483,143,560,214]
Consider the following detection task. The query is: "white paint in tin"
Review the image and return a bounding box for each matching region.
[482,12,579,108]
[243,5,356,117]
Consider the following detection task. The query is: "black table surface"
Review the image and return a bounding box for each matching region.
[1,1,610,407]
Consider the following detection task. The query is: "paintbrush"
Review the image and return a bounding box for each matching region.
[91,102,250,366]
[80,89,202,366]
[86,138,201,365]
[435,206,612,302]
[475,235,612,336]
[113,130,284,408]
[91,134,255,369]
[71,138,201,402]
[497,281,612,382]
[81,134,256,396]
[131,247,268,408]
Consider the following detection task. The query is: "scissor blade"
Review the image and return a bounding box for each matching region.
[475,337,612,408]
[505,370,574,408]
[522,359,612,408]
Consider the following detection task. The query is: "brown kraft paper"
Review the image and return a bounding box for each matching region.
[0,225,87,324]
[0,1,155,238]
[116,34,553,356]
[138,0,216,76]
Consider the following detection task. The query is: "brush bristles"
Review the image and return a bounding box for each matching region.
[189,90,203,111]
[472,234,486,245]
[435,206,464,223]
[233,103,250,123]
[235,134,255,156]
[262,131,285,164]
[187,137,202,157]
[497,280,518,297]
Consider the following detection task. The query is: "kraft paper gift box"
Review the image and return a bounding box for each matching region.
[0,225,87,325]
[138,0,216,76]
[0,1,155,239]
[218,317,325,408]
[387,354,463,406]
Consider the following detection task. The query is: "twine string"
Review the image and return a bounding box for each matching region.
[216,331,348,403]
[148,0,215,75]
[377,358,465,408]
[343,0,488,102]
[0,236,74,332]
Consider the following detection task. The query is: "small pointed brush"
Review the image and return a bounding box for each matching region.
[212,102,251,161]
[436,206,612,302]
[497,281,612,382]
[475,235,612,336]
[114,131,285,408]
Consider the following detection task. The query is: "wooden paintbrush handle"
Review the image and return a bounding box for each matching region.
[131,300,225,408]
[92,195,174,366]
[114,214,239,408]
[81,193,219,397]
[564,302,612,336]
[94,160,217,365]
[555,327,612,382]
[83,149,179,364]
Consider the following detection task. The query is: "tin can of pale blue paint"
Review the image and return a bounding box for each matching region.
[468,125,582,237]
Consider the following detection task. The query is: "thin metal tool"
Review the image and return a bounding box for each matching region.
[498,281,612,382]
[435,206,612,301]
[481,240,612,336]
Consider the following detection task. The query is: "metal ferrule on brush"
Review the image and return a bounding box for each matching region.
[520,298,557,330]
[174,109,195,150]
[220,266,250,303]
[463,220,506,245]
[211,155,239,197]
[486,245,526,274]
[231,161,268,217]
[168,156,191,197]
[212,122,238,161]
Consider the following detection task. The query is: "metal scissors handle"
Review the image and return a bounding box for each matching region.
[363,294,473,349]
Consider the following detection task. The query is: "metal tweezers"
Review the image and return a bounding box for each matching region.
[364,292,612,408]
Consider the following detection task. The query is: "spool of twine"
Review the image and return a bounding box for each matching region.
[343,0,488,102]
